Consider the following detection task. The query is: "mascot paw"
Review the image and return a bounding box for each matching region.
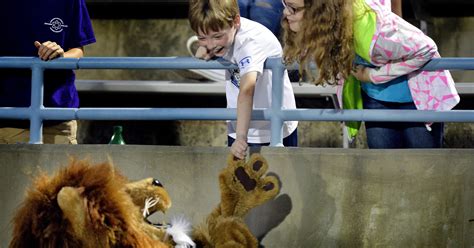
[219,153,279,217]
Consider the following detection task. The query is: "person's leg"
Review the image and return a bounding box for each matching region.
[43,120,78,144]
[228,135,235,147]
[0,127,30,144]
[365,122,403,148]
[401,122,443,148]
[393,100,444,148]
[283,128,298,147]
[249,0,284,37]
[362,92,403,148]
[0,120,77,144]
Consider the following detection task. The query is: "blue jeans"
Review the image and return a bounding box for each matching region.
[238,0,284,37]
[228,128,298,147]
[362,91,444,148]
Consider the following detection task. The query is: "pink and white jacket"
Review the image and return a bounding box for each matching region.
[377,0,391,11]
[364,0,460,111]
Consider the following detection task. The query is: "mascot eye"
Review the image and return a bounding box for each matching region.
[152,179,163,187]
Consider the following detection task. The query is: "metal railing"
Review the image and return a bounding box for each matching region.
[0,56,473,145]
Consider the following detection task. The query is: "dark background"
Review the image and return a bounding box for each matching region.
[84,0,474,19]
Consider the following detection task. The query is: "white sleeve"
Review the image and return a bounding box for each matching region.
[234,38,267,77]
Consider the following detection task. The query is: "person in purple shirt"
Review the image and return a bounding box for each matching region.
[0,0,96,144]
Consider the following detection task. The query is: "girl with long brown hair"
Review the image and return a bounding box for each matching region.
[281,0,459,148]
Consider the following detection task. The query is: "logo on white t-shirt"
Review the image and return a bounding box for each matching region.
[44,18,68,33]
[239,56,252,70]
[229,68,240,88]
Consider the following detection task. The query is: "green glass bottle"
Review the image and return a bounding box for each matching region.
[109,126,126,145]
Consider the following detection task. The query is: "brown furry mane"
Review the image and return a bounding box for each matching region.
[9,158,158,248]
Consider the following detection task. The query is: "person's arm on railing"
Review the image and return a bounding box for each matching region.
[34,41,84,60]
[357,17,439,84]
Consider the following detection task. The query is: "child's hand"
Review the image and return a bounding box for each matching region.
[352,65,372,82]
[34,41,64,61]
[195,46,214,61]
[231,138,248,160]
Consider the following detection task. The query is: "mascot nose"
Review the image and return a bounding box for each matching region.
[152,178,163,187]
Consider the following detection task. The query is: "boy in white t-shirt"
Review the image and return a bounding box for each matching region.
[188,0,298,159]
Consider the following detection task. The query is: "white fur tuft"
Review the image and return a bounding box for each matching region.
[166,215,196,248]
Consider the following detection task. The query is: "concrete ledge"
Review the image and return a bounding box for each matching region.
[0,145,473,247]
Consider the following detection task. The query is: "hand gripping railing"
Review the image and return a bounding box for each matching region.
[0,56,473,145]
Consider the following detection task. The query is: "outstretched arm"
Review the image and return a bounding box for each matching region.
[231,71,258,160]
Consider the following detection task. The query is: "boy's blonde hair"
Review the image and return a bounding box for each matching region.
[188,0,239,34]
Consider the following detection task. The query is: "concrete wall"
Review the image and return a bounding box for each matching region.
[1,145,473,247]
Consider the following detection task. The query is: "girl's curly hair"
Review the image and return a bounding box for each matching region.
[282,0,355,86]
